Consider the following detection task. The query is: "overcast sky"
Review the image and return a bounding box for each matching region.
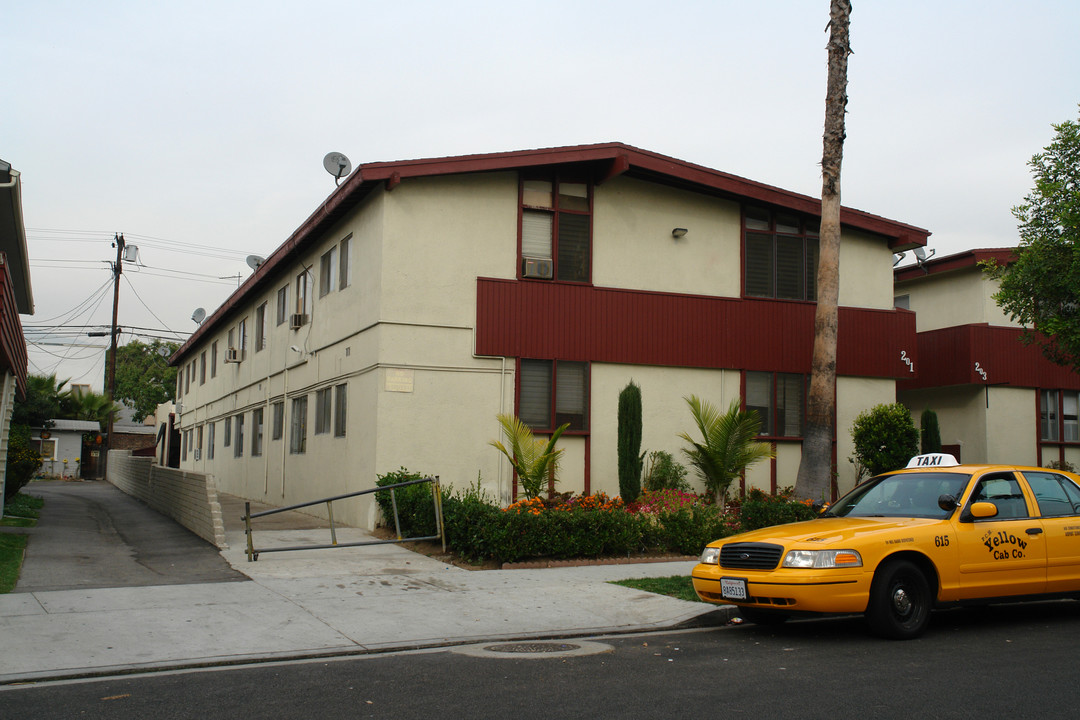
[7,1,1079,391]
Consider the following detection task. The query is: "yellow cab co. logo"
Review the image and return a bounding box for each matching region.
[982,530,1027,560]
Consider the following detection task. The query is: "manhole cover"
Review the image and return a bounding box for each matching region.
[452,639,612,660]
[484,642,581,653]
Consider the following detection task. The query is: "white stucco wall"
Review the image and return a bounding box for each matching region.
[896,267,1019,332]
[592,177,742,297]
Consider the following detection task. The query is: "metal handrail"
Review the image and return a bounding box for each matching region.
[242,476,445,561]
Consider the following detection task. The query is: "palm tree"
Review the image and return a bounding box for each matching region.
[64,390,120,429]
[679,396,775,504]
[490,414,569,500]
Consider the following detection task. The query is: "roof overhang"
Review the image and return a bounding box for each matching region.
[0,160,34,314]
[172,142,931,363]
[894,248,1016,283]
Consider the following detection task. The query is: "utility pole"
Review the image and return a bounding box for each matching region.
[102,232,124,481]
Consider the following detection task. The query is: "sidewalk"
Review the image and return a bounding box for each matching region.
[0,510,729,684]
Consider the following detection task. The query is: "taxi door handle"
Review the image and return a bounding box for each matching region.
[1026,528,1043,535]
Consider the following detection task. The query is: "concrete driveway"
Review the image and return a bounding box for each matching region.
[10,480,247,592]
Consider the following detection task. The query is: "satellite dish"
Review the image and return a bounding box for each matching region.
[191,308,206,325]
[913,247,927,261]
[323,152,352,185]
[246,255,266,271]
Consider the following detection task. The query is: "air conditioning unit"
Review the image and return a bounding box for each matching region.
[174,401,183,415]
[523,257,553,279]
[193,449,201,461]
[290,313,308,330]
[224,347,240,363]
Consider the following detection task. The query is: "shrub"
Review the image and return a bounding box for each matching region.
[441,482,503,564]
[642,451,690,492]
[655,505,733,556]
[4,425,42,502]
[617,381,643,502]
[738,487,819,531]
[680,396,774,503]
[850,403,920,477]
[490,414,568,499]
[374,467,439,538]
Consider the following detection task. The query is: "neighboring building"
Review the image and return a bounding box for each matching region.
[0,158,34,515]
[33,419,100,478]
[170,143,929,528]
[895,248,1080,468]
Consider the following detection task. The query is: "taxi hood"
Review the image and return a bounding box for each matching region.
[713,516,938,548]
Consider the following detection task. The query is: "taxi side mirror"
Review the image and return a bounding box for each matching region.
[969,501,999,519]
[938,494,959,512]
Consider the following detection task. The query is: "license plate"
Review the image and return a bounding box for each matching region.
[720,577,748,601]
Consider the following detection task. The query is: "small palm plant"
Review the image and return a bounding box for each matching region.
[679,396,775,504]
[490,414,569,500]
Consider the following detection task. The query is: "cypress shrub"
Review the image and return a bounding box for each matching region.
[617,381,643,502]
[920,409,942,454]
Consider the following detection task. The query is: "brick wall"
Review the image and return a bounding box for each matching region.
[107,450,227,548]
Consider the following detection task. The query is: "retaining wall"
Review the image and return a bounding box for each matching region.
[107,449,228,549]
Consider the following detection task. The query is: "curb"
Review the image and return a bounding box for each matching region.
[501,555,697,570]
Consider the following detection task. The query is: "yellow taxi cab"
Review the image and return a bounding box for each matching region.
[692,454,1080,639]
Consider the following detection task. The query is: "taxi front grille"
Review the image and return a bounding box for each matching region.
[720,542,783,570]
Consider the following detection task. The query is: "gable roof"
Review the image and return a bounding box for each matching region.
[894,248,1016,283]
[173,142,931,363]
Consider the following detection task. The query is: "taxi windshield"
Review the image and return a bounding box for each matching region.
[824,472,971,519]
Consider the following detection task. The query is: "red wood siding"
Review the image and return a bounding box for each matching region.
[898,324,1080,391]
[476,278,916,378]
[0,256,27,394]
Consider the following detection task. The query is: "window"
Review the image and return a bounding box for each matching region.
[320,246,337,297]
[177,371,183,399]
[211,341,218,378]
[255,303,267,352]
[894,295,910,310]
[224,417,232,448]
[276,285,289,325]
[290,396,308,454]
[272,401,284,440]
[970,475,1028,519]
[744,207,819,301]
[334,383,347,438]
[196,425,203,455]
[315,387,332,434]
[1038,389,1080,443]
[238,318,248,360]
[252,408,264,457]
[234,413,244,457]
[185,362,191,394]
[746,371,805,437]
[1024,471,1080,517]
[296,271,311,318]
[199,351,206,385]
[207,422,215,460]
[519,359,588,431]
[182,429,189,461]
[519,177,591,283]
[339,235,352,289]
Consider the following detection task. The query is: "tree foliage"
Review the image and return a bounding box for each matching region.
[13,373,67,428]
[679,396,775,504]
[617,380,643,502]
[113,340,179,422]
[850,403,919,477]
[983,107,1080,370]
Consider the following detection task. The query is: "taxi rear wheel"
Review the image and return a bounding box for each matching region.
[737,607,790,626]
[866,559,931,640]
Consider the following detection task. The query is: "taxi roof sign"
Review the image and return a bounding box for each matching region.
[906,453,960,469]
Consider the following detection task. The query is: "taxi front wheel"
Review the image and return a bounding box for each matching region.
[866,559,931,640]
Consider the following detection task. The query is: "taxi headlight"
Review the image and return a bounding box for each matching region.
[699,547,720,565]
[782,549,863,569]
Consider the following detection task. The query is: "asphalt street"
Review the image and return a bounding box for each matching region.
[5,601,1080,720]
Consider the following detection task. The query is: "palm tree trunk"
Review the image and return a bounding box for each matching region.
[796,0,851,500]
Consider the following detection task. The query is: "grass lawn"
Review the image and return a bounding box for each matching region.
[0,533,28,593]
[610,575,703,603]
